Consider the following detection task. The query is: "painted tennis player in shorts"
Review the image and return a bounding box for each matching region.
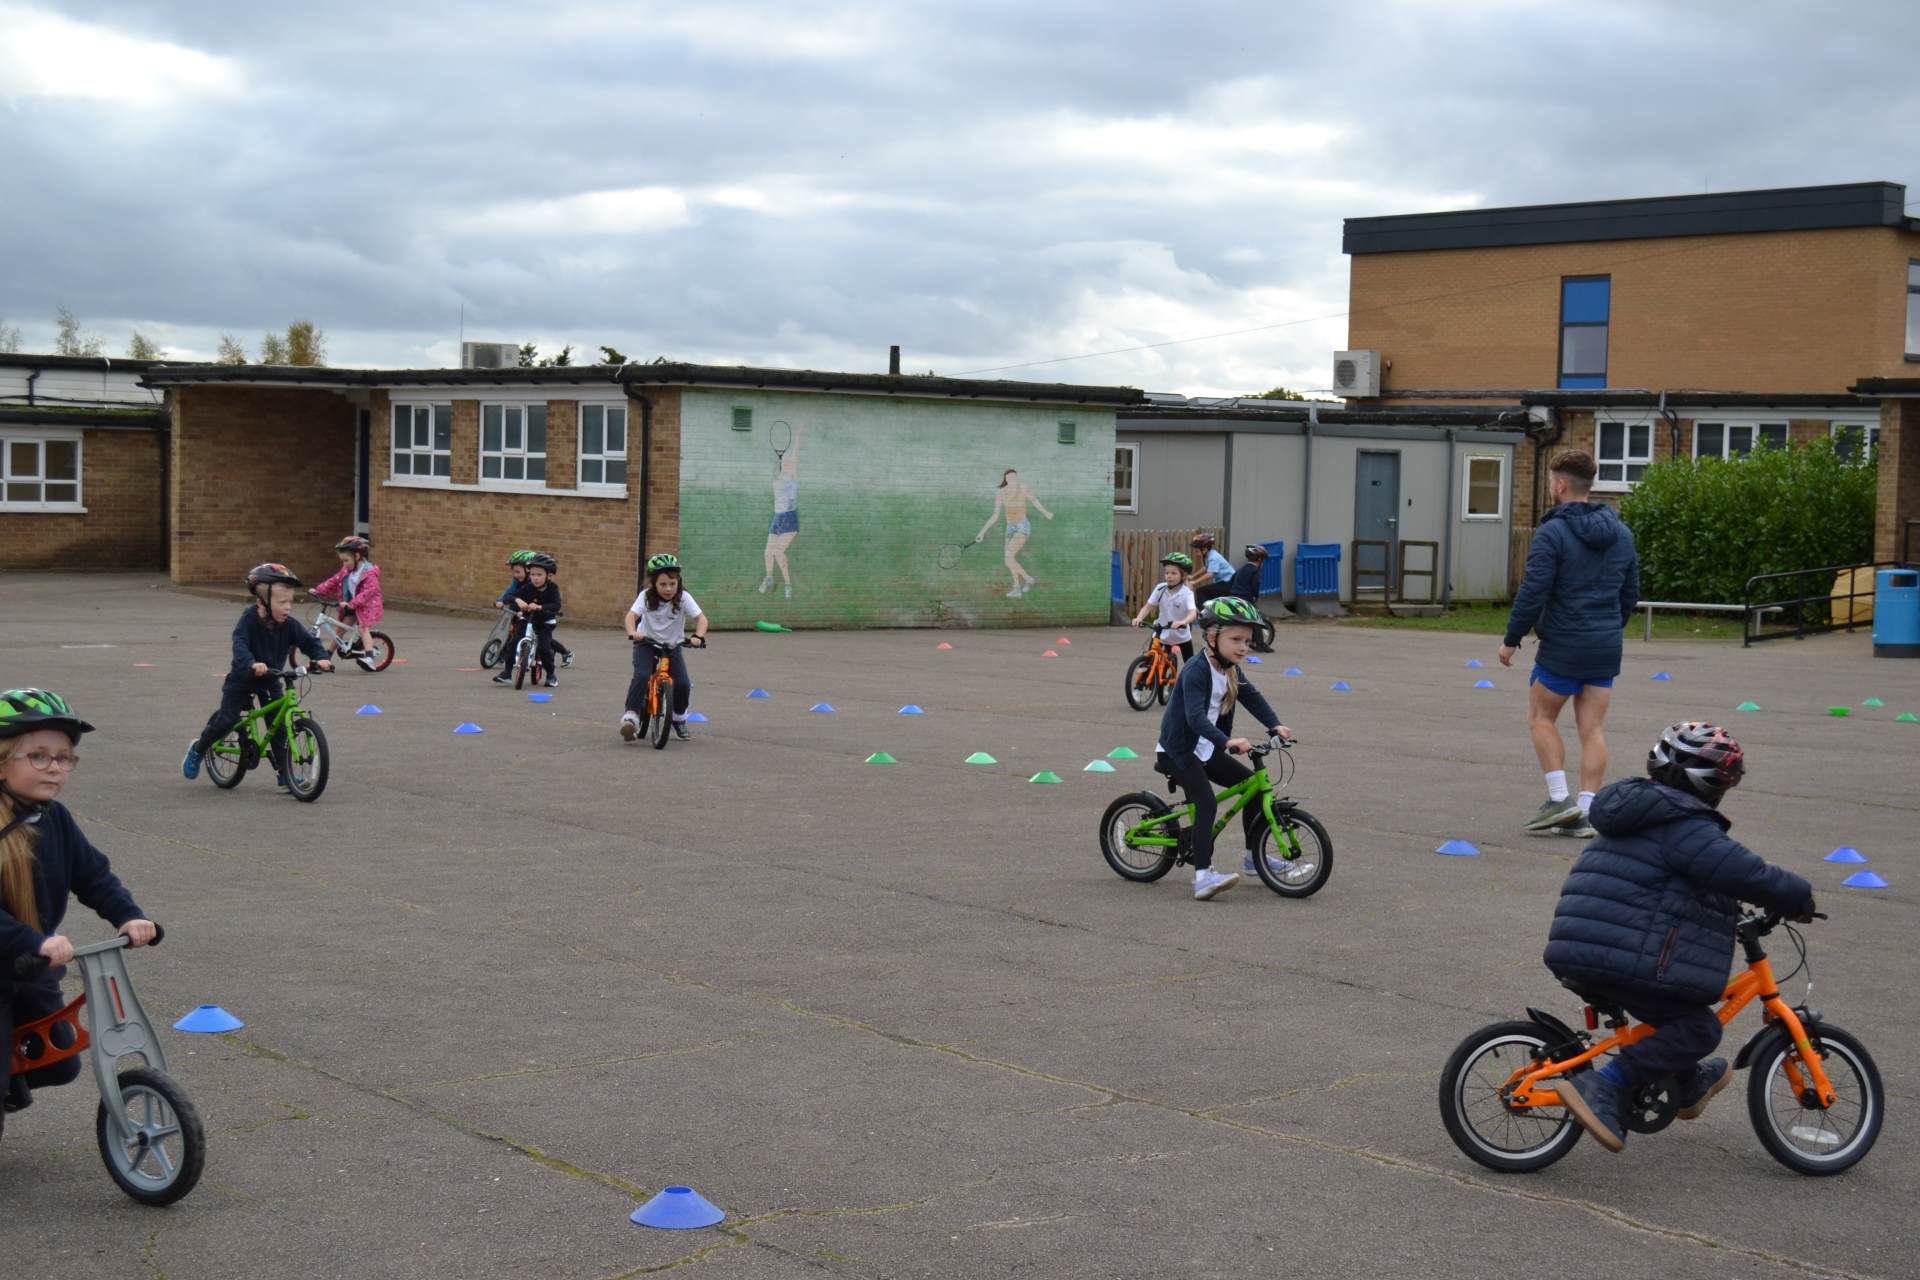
[973,467,1053,598]
[758,423,802,598]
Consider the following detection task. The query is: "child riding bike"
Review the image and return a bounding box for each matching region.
[621,553,708,742]
[1544,721,1816,1153]
[309,535,384,660]
[1,689,158,1121]
[1132,552,1197,662]
[181,564,333,787]
[1155,596,1292,901]
[495,554,564,688]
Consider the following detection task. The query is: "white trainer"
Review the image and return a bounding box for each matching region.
[619,711,640,741]
[1193,868,1240,901]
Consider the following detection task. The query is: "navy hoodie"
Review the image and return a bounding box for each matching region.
[225,607,328,685]
[1504,502,1641,680]
[0,800,144,968]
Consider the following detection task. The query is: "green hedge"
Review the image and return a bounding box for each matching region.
[1617,438,1877,606]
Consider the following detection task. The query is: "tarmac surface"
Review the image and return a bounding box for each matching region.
[1,573,1914,1279]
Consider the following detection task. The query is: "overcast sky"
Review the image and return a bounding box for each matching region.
[2,1,1915,395]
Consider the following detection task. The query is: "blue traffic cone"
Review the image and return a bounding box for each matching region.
[1330,680,1352,691]
[899,704,925,715]
[453,722,484,734]
[688,711,709,723]
[630,1185,725,1229]
[1473,679,1496,689]
[747,689,771,699]
[1436,840,1480,857]
[1283,666,1304,676]
[1823,847,1868,864]
[528,692,553,703]
[356,704,382,715]
[1245,655,1263,664]
[810,703,835,713]
[1465,659,1483,669]
[1652,672,1673,681]
[1842,870,1889,889]
[174,1004,245,1033]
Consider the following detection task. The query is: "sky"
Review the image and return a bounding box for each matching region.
[1,0,1916,396]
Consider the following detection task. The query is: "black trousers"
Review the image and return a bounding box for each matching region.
[3,976,84,1098]
[194,677,283,756]
[627,641,691,717]
[1609,994,1725,1086]
[1165,750,1261,870]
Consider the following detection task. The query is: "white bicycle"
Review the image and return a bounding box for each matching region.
[308,603,394,672]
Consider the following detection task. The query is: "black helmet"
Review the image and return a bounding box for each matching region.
[1648,721,1745,806]
[527,553,557,574]
[0,688,93,742]
[246,562,302,598]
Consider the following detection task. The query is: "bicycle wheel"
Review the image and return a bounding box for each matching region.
[283,716,329,802]
[205,729,248,790]
[481,636,504,669]
[1251,806,1333,898]
[1439,1021,1583,1173]
[513,646,530,690]
[1124,656,1157,711]
[1099,791,1179,882]
[1746,1021,1882,1175]
[1156,670,1173,705]
[356,631,395,672]
[96,1067,206,1206]
[649,680,673,749]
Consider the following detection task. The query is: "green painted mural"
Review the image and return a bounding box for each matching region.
[677,389,1116,629]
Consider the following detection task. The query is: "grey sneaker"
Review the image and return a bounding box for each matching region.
[1552,814,1598,838]
[1525,797,1580,831]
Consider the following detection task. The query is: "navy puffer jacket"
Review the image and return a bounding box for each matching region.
[1503,502,1640,681]
[1543,779,1812,1005]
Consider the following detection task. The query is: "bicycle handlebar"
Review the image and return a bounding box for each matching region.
[632,635,708,649]
[11,922,163,977]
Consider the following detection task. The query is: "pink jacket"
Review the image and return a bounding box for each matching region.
[312,563,384,625]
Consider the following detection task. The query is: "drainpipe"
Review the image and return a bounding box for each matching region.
[1656,389,1679,458]
[1301,405,1316,542]
[1441,426,1457,606]
[1530,407,1566,527]
[26,367,40,406]
[620,379,654,595]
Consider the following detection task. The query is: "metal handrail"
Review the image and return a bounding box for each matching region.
[1740,560,1908,647]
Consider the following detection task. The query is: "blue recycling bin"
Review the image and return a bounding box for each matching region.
[1873,568,1920,657]
[1111,549,1124,604]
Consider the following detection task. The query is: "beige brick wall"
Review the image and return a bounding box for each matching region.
[1349,226,1920,395]
[5,426,166,569]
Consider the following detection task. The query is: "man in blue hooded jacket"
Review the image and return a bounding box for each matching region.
[1545,721,1814,1152]
[1499,450,1640,836]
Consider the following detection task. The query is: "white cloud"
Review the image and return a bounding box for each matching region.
[455,187,694,236]
[1223,248,1267,263]
[550,3,892,59]
[0,5,242,107]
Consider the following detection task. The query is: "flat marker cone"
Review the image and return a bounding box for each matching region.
[1330,680,1352,691]
[1283,666,1303,676]
[356,704,382,715]
[688,711,709,723]
[965,751,997,764]
[1842,870,1889,889]
[133,662,158,669]
[456,666,484,672]
[453,722,484,734]
[810,702,835,713]
[528,692,553,702]
[1863,697,1885,707]
[1473,679,1495,689]
[1897,712,1920,723]
[1056,637,1071,644]
[1464,659,1483,669]
[865,751,897,764]
[1084,760,1116,773]
[747,689,771,699]
[1824,847,1868,864]
[1107,747,1139,759]
[1041,649,1059,658]
[630,1186,725,1230]
[936,642,953,650]
[1652,672,1673,681]
[1245,655,1263,663]
[1736,700,1761,712]
[173,1004,245,1033]
[1029,771,1063,784]
[898,704,925,715]
[1435,840,1480,857]
[1828,706,1850,717]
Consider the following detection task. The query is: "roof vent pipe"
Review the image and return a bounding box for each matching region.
[888,345,901,376]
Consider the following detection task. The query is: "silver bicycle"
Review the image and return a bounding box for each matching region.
[308,603,394,672]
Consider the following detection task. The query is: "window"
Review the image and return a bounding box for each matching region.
[0,434,81,509]
[579,403,629,487]
[1596,419,1652,486]
[391,404,451,478]
[1461,454,1505,520]
[1832,421,1882,463]
[480,403,547,482]
[1057,419,1077,445]
[1693,422,1787,460]
[1907,261,1919,358]
[731,406,753,431]
[1558,276,1610,390]
[1113,443,1138,512]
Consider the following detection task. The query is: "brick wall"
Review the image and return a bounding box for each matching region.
[170,386,356,587]
[1875,400,1920,562]
[4,426,165,569]
[643,388,681,559]
[1349,225,1920,395]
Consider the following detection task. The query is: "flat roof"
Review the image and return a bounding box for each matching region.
[1521,390,1879,410]
[1344,181,1913,255]
[0,352,165,372]
[0,405,169,429]
[139,361,1145,407]
[1119,402,1528,429]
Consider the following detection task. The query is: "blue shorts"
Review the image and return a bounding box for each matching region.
[1530,665,1613,696]
[769,508,799,536]
[1005,518,1032,542]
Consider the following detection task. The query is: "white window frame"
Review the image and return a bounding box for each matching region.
[1692,420,1788,461]
[1460,452,1506,521]
[479,401,548,486]
[1830,419,1882,464]
[0,430,84,512]
[1593,418,1654,491]
[577,402,629,490]
[389,403,451,482]
[1113,442,1139,513]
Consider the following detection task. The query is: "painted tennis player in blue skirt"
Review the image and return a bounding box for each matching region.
[758,422,802,598]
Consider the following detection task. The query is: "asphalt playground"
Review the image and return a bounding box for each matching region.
[1,573,1914,1279]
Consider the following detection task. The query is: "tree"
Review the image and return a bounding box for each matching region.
[517,342,539,368]
[284,320,326,366]
[1251,386,1308,400]
[216,334,249,365]
[54,306,103,357]
[259,331,289,364]
[127,331,166,360]
[538,343,574,368]
[597,345,629,366]
[0,318,20,354]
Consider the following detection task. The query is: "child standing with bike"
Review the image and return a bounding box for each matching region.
[2,689,157,1121]
[621,554,708,742]
[495,554,564,688]
[1132,552,1197,661]
[1156,596,1292,900]
[310,535,384,661]
[181,564,333,785]
[1544,721,1815,1153]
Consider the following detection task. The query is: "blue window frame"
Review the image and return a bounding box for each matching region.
[1558,276,1610,390]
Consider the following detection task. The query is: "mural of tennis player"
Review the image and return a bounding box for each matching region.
[973,467,1053,597]
[758,421,802,598]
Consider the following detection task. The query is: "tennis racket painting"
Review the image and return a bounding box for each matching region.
[937,540,981,569]
[770,420,793,463]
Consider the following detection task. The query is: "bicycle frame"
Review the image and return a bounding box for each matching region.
[1140,632,1178,686]
[211,680,306,766]
[1123,751,1306,858]
[310,605,360,651]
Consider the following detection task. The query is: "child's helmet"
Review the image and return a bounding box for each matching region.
[1648,721,1745,806]
[1160,552,1194,570]
[506,549,536,566]
[246,563,301,597]
[1191,531,1215,548]
[1199,597,1262,629]
[335,535,371,555]
[0,688,94,741]
[646,553,682,577]
[1243,543,1269,560]
[527,553,557,574]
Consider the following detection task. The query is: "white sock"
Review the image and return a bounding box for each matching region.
[1545,770,1569,802]
[1578,791,1595,815]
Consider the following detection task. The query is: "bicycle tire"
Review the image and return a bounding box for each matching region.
[96,1067,206,1206]
[1438,1021,1583,1173]
[1124,656,1157,712]
[1156,666,1173,705]
[481,637,504,669]
[1746,1021,1882,1175]
[357,631,395,672]
[1251,806,1333,898]
[513,646,530,690]
[284,716,329,802]
[649,678,673,749]
[205,729,248,790]
[1098,791,1179,882]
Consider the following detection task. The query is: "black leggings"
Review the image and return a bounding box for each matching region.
[194,677,283,756]
[3,977,83,1098]
[627,641,691,717]
[1166,750,1262,870]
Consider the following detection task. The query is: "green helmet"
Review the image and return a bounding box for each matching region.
[1199,596,1262,630]
[507,549,537,567]
[0,688,94,742]
[1160,551,1194,571]
[646,553,682,577]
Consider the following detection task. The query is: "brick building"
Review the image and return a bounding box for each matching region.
[140,363,1141,629]
[1339,181,1919,560]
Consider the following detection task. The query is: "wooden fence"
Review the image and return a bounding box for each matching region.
[1115,527,1223,617]
[1508,524,1535,598]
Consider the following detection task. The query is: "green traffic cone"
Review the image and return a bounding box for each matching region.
[1863,697,1885,708]
[865,752,897,764]
[1736,700,1761,712]
[1029,771,1063,784]
[1107,746,1140,759]
[1084,760,1117,773]
[1896,712,1919,723]
[965,751,997,764]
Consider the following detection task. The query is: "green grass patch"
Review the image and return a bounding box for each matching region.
[1339,603,1749,642]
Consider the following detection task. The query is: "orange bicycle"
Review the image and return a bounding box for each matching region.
[633,636,706,749]
[1440,910,1882,1175]
[1124,623,1183,711]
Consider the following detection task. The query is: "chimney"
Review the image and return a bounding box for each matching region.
[888,344,901,376]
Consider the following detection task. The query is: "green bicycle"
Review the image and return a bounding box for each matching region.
[204,668,331,802]
[1098,740,1333,897]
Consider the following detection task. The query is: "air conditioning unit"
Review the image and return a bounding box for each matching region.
[1331,350,1381,398]
[461,341,521,370]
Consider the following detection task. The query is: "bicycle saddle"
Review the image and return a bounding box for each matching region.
[1557,978,1626,1022]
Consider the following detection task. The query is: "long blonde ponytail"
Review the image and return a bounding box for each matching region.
[0,747,42,933]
